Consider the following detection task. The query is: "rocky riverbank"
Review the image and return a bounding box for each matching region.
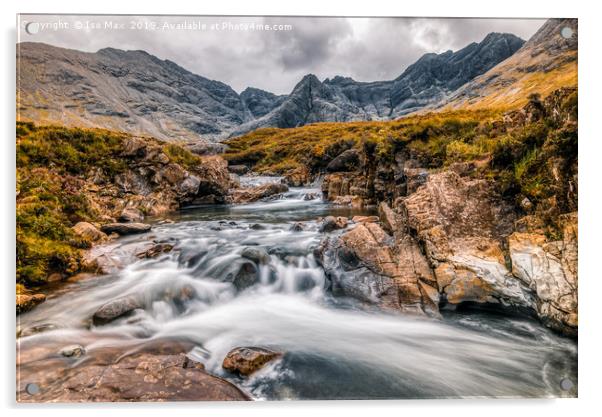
[16,123,291,312]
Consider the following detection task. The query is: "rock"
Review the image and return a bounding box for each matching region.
[331,195,364,208]
[318,223,437,316]
[284,166,310,186]
[16,293,46,314]
[290,222,304,232]
[100,222,151,235]
[508,212,577,336]
[178,175,201,196]
[249,223,265,230]
[351,215,379,224]
[520,196,534,212]
[17,347,249,402]
[378,202,398,234]
[72,222,107,242]
[303,192,320,201]
[118,207,144,223]
[228,165,249,175]
[229,183,289,204]
[136,243,174,259]
[241,247,270,265]
[60,345,86,358]
[222,347,282,376]
[326,149,360,172]
[231,262,259,290]
[318,216,348,233]
[92,296,143,325]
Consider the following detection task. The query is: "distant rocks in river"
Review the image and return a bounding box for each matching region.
[100,222,152,235]
[228,182,288,204]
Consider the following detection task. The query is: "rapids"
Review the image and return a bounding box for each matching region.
[16,180,577,400]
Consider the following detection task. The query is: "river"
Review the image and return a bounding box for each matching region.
[16,178,578,400]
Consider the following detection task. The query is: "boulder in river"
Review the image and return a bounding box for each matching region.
[241,247,270,265]
[318,216,348,233]
[100,222,151,235]
[222,347,282,376]
[92,296,143,325]
[136,243,174,259]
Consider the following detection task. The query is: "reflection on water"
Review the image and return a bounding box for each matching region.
[16,180,577,400]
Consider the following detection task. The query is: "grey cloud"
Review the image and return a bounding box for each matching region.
[18,15,544,94]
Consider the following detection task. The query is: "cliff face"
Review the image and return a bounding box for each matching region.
[317,88,577,336]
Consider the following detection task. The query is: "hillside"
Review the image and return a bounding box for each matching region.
[442,18,577,110]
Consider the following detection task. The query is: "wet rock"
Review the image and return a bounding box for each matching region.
[16,293,46,314]
[92,296,143,325]
[378,202,398,234]
[228,183,288,204]
[100,222,151,235]
[283,166,310,186]
[318,216,348,233]
[326,149,360,172]
[118,207,144,223]
[232,262,259,289]
[222,347,282,376]
[17,349,249,402]
[228,165,249,175]
[178,175,201,196]
[319,223,438,316]
[303,192,320,201]
[18,323,58,338]
[249,223,266,230]
[351,215,379,224]
[331,195,364,208]
[137,243,174,259]
[399,171,535,312]
[290,222,304,232]
[72,222,107,242]
[60,345,86,358]
[241,247,270,265]
[508,212,577,336]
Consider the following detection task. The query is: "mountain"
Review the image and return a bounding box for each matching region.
[230,32,524,135]
[17,32,524,142]
[442,18,577,109]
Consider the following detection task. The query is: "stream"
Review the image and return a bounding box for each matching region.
[16,178,578,400]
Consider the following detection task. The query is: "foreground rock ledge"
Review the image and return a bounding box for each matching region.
[17,348,249,402]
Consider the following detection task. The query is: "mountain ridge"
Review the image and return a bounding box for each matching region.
[17,31,526,142]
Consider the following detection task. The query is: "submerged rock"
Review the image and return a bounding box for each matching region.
[100,222,151,235]
[222,347,282,376]
[60,344,86,358]
[92,296,143,325]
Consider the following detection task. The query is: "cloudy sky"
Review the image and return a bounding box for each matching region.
[18,15,544,94]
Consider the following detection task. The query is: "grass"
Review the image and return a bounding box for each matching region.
[15,122,209,289]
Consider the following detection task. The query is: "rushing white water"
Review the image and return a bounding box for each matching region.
[17,180,577,400]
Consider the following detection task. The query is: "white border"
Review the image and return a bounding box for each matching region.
[2,1,600,416]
